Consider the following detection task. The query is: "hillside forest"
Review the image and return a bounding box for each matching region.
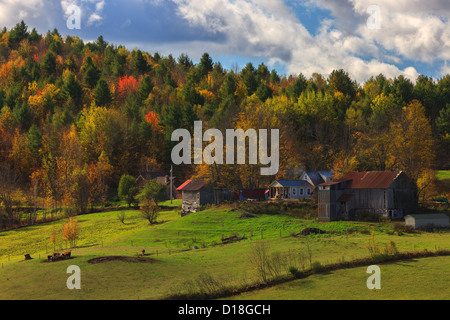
[0,22,449,228]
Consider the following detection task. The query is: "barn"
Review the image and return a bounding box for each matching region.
[404,214,449,229]
[179,180,231,214]
[318,171,416,222]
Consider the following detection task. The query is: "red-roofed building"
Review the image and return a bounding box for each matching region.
[318,171,417,222]
[178,179,231,214]
[176,180,192,199]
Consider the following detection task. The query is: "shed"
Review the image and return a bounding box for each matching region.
[179,180,230,214]
[404,214,449,229]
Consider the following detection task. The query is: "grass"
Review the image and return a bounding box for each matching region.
[226,256,450,300]
[436,170,450,181]
[0,202,449,300]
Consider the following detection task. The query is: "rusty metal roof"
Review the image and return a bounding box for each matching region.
[320,171,403,189]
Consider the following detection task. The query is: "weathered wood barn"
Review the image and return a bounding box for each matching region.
[318,171,416,222]
[179,180,213,214]
[179,180,231,214]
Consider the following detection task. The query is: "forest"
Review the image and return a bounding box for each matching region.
[0,21,449,229]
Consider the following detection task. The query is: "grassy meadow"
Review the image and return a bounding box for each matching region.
[0,199,449,300]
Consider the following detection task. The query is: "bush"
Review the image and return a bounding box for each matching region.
[141,199,160,225]
[393,222,415,235]
[289,266,299,278]
[117,211,126,224]
[311,261,325,273]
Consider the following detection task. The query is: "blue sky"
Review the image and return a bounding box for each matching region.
[1,0,449,83]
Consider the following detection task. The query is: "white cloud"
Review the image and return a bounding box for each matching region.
[171,0,421,83]
[0,0,447,83]
[0,0,46,26]
[313,0,450,63]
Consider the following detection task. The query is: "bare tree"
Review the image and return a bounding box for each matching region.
[303,236,314,270]
[0,164,21,229]
[248,240,271,283]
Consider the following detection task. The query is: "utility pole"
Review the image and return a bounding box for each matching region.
[170,165,173,204]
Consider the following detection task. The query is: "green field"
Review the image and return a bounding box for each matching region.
[436,170,450,181]
[0,201,449,300]
[227,256,450,300]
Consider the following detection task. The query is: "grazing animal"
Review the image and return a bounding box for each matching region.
[62,252,71,260]
[47,255,53,262]
[142,250,146,256]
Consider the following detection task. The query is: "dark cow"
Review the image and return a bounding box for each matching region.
[62,252,72,260]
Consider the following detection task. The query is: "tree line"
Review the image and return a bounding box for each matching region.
[0,21,448,228]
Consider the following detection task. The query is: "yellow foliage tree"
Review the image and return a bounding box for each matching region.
[62,217,80,248]
[387,100,434,182]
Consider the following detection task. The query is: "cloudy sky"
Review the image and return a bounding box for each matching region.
[1,0,449,83]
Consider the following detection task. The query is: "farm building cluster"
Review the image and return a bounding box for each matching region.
[136,169,446,226]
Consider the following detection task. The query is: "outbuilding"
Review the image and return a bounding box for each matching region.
[179,179,231,214]
[318,171,416,221]
[404,214,449,229]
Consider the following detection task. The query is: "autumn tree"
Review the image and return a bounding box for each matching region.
[50,227,58,252]
[62,217,80,248]
[87,152,113,208]
[387,100,434,183]
[71,168,90,215]
[140,198,160,225]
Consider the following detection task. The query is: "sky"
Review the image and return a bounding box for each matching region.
[1,0,450,84]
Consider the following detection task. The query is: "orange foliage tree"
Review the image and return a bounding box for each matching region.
[118,75,139,100]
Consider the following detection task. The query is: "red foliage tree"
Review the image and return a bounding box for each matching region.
[118,75,139,99]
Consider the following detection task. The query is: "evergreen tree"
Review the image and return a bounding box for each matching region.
[94,79,112,107]
[62,73,83,107]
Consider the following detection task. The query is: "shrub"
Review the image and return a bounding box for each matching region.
[311,261,325,273]
[117,211,126,224]
[289,266,299,278]
[141,199,160,225]
[248,240,271,283]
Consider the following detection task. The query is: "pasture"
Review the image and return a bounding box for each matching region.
[0,201,449,300]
